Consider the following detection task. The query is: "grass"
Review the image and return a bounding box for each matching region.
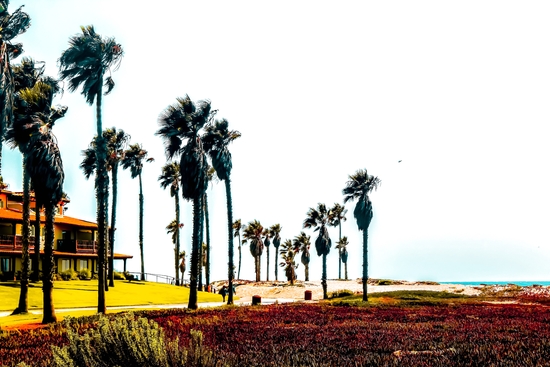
[329,290,474,306]
[0,280,222,311]
[0,280,224,328]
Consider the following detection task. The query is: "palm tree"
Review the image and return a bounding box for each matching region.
[179,251,186,283]
[0,4,30,177]
[202,118,240,304]
[343,169,381,301]
[270,224,282,281]
[233,219,242,279]
[121,143,153,281]
[202,166,217,292]
[156,95,212,310]
[329,203,347,280]
[81,128,130,288]
[263,228,271,281]
[58,25,123,313]
[303,203,332,299]
[293,231,311,282]
[335,236,349,280]
[166,219,184,284]
[6,65,66,316]
[10,85,65,323]
[279,239,297,285]
[159,162,182,286]
[242,220,264,282]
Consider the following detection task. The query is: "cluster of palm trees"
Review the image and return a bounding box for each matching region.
[156,99,241,309]
[236,171,381,302]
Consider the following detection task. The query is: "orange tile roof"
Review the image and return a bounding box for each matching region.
[0,208,97,229]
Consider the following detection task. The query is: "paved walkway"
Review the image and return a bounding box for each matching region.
[0,297,298,318]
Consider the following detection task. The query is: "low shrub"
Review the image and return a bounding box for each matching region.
[51,313,217,367]
[113,271,126,280]
[59,269,77,281]
[330,289,355,298]
[377,279,394,286]
[77,269,91,280]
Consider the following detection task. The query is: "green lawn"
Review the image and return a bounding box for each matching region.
[0,280,225,328]
[0,280,222,311]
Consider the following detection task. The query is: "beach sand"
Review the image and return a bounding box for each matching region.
[214,279,482,302]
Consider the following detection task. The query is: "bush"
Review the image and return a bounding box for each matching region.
[51,313,216,367]
[330,289,355,299]
[77,269,91,280]
[113,271,126,280]
[376,279,394,286]
[59,269,77,281]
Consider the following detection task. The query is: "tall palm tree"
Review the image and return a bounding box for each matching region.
[80,127,130,288]
[202,118,240,303]
[6,66,66,316]
[263,228,271,281]
[343,169,381,302]
[159,162,182,286]
[10,59,57,284]
[335,236,349,280]
[279,239,297,285]
[270,224,282,281]
[329,203,347,280]
[303,203,332,299]
[202,166,217,291]
[58,25,123,313]
[156,95,212,310]
[293,231,311,282]
[242,220,264,282]
[121,143,152,281]
[10,87,66,323]
[0,4,30,177]
[232,219,242,279]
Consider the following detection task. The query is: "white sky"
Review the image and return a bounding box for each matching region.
[3,1,550,282]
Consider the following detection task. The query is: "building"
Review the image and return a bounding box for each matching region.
[0,187,132,279]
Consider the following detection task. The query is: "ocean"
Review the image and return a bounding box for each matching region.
[439,281,550,287]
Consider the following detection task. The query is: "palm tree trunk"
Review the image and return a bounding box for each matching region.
[188,195,203,310]
[266,246,270,281]
[32,201,40,282]
[204,193,211,291]
[138,173,144,281]
[41,204,57,324]
[305,264,309,282]
[322,254,328,299]
[345,261,348,280]
[225,178,235,304]
[362,229,369,302]
[174,191,180,286]
[338,222,342,280]
[198,196,204,291]
[95,76,107,314]
[237,234,241,280]
[255,255,260,282]
[274,246,278,281]
[108,163,119,287]
[13,162,30,314]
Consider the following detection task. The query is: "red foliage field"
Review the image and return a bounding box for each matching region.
[2,302,550,366]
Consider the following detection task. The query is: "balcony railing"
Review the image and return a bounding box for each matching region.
[57,239,104,254]
[0,235,36,251]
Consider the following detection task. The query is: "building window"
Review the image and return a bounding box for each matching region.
[79,260,88,270]
[61,259,71,272]
[0,199,3,208]
[0,258,10,272]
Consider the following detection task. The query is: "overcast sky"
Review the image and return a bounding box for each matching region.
[3,1,550,283]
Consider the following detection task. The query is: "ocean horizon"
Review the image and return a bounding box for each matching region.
[438,281,550,287]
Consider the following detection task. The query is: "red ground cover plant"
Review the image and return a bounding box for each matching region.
[2,303,550,366]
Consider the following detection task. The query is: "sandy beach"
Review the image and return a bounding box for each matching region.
[213,279,483,302]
